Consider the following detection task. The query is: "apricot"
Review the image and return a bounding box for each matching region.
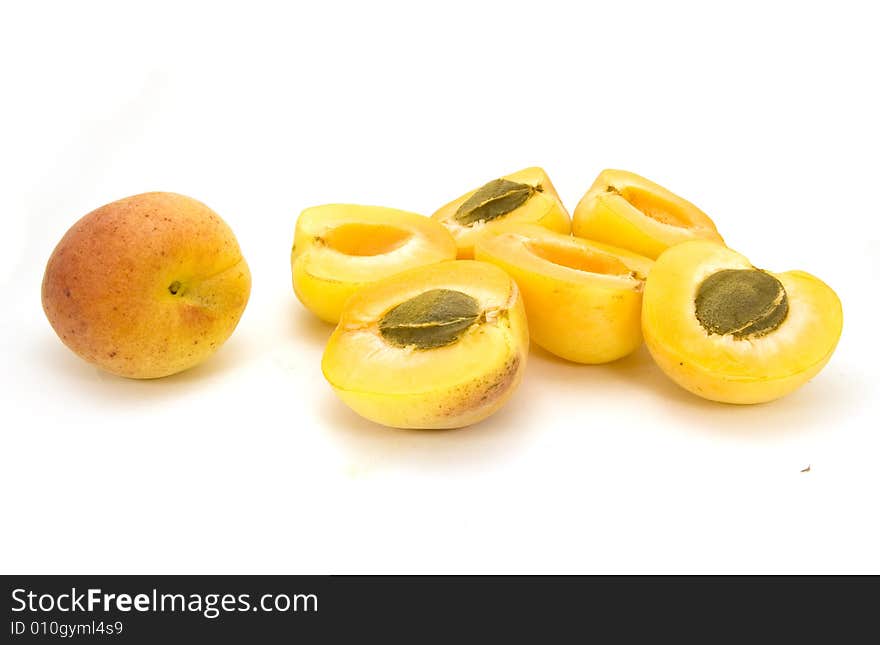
[292,204,457,323]
[322,260,528,429]
[572,169,724,259]
[431,167,571,259]
[42,192,251,379]
[475,224,653,363]
[642,240,842,404]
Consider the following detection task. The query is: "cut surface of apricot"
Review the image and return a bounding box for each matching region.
[475,225,653,363]
[322,260,528,429]
[292,204,457,323]
[642,240,843,404]
[573,169,723,259]
[432,167,571,259]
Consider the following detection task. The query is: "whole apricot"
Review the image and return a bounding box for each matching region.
[42,192,251,378]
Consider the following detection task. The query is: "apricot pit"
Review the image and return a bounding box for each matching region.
[694,269,788,339]
[432,167,570,258]
[379,289,481,349]
[454,179,541,226]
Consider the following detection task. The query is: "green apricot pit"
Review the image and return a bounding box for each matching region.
[694,269,789,339]
[454,179,540,226]
[379,288,480,349]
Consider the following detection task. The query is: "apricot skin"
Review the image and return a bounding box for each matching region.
[642,241,843,404]
[322,260,528,429]
[647,339,838,405]
[42,192,251,379]
[328,353,524,429]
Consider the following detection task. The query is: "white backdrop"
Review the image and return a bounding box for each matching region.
[2,0,878,573]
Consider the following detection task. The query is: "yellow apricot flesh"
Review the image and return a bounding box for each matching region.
[475,225,653,363]
[432,167,571,259]
[322,260,528,429]
[573,169,723,259]
[642,240,843,404]
[292,204,457,323]
[42,192,251,379]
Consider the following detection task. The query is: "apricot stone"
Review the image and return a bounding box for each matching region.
[432,167,571,259]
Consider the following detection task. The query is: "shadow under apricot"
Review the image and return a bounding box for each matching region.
[289,300,334,345]
[33,331,253,408]
[527,341,856,441]
[317,377,536,473]
[319,337,854,472]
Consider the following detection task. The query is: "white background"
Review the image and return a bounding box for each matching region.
[2,0,878,574]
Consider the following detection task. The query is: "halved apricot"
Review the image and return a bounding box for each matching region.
[432,167,571,259]
[573,169,723,259]
[292,204,457,323]
[642,240,843,404]
[322,260,528,429]
[475,225,653,363]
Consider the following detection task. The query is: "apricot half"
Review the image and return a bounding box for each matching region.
[292,204,457,323]
[642,240,842,404]
[432,167,571,259]
[42,192,251,379]
[573,169,724,259]
[322,260,528,429]
[475,225,653,363]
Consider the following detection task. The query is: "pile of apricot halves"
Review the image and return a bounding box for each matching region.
[42,168,843,429]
